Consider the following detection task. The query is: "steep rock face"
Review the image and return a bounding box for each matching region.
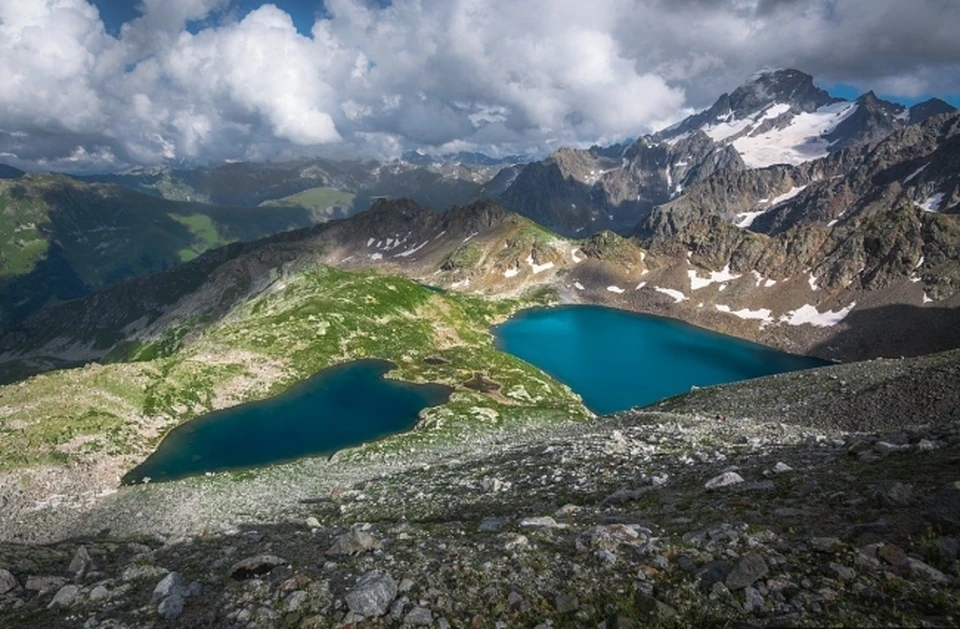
[826,91,909,151]
[494,69,956,239]
[496,132,745,237]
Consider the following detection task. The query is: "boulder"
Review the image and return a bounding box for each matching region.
[151,571,187,604]
[0,569,19,594]
[725,553,769,590]
[47,584,80,609]
[158,593,185,620]
[327,529,381,556]
[705,472,744,491]
[67,546,95,579]
[344,571,397,618]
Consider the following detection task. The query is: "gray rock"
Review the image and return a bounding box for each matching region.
[327,529,382,556]
[902,557,950,583]
[344,570,397,618]
[503,534,529,551]
[229,554,287,580]
[121,564,168,583]
[725,553,769,590]
[696,561,732,591]
[151,571,186,604]
[508,590,524,607]
[555,593,579,614]
[874,441,910,454]
[305,516,321,529]
[481,477,504,493]
[926,481,960,532]
[67,545,95,579]
[634,592,677,618]
[478,517,505,532]
[827,562,856,581]
[917,439,939,452]
[25,575,67,593]
[519,516,568,529]
[773,462,793,474]
[809,537,842,553]
[875,481,915,508]
[48,584,80,608]
[743,586,764,612]
[89,584,110,601]
[404,605,433,625]
[157,593,185,620]
[0,569,19,594]
[705,472,744,491]
[285,590,309,613]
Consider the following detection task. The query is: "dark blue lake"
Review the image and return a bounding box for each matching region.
[494,305,828,414]
[123,359,451,484]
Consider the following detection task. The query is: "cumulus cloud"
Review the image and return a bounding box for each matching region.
[0,0,958,172]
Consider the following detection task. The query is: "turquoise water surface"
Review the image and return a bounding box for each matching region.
[123,359,451,484]
[494,305,827,414]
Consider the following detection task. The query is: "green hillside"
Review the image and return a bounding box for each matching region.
[0,265,588,472]
[0,175,317,327]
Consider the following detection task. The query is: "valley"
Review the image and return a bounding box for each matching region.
[1,66,959,628]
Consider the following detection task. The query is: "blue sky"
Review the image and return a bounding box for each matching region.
[93,0,328,35]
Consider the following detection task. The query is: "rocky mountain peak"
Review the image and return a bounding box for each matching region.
[729,68,836,115]
[910,97,958,125]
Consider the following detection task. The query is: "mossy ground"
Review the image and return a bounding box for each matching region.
[0,264,589,473]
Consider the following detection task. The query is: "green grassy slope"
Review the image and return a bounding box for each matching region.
[0,265,589,473]
[0,175,317,326]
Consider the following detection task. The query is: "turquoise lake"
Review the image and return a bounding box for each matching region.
[494,305,828,414]
[122,359,452,484]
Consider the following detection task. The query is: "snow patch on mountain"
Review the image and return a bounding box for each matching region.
[715,304,774,326]
[768,185,808,206]
[655,287,688,303]
[918,193,945,212]
[782,302,856,327]
[688,265,741,290]
[904,163,929,183]
[733,102,859,168]
[606,286,625,294]
[527,255,554,274]
[735,210,766,228]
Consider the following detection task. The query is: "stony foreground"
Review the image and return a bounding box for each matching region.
[2,353,960,627]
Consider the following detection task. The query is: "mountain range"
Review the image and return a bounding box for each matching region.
[2,69,960,628]
[495,68,957,236]
[2,68,959,384]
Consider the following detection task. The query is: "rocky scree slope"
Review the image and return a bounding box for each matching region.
[1,351,960,627]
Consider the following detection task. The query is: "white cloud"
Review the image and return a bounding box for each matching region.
[0,0,957,172]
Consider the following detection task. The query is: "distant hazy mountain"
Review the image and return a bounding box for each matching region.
[400,150,531,167]
[0,174,318,328]
[0,164,24,179]
[77,156,499,214]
